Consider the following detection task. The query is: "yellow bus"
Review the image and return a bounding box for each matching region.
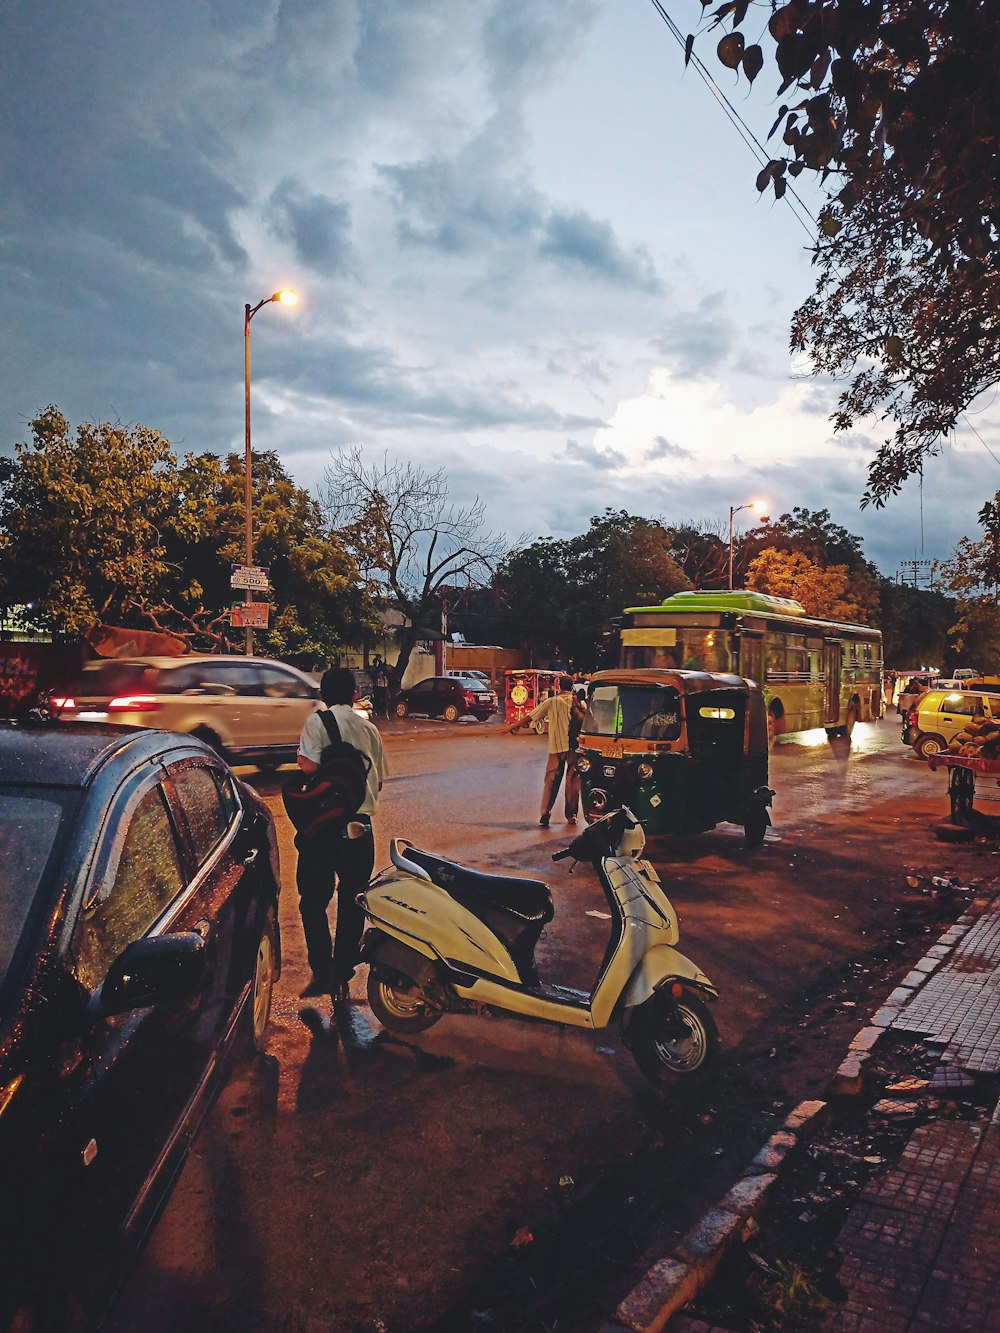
[620,590,883,741]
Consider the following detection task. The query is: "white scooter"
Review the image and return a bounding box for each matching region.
[359,808,719,1087]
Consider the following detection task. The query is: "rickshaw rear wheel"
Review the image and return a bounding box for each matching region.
[627,990,719,1088]
[744,807,769,847]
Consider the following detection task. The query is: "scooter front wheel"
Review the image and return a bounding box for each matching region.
[628,990,719,1088]
[367,970,442,1033]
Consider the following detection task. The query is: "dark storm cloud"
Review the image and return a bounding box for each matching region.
[267,180,354,271]
[653,294,735,377]
[564,438,626,469]
[647,436,692,461]
[540,211,661,293]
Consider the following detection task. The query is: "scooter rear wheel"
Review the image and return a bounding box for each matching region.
[367,970,442,1033]
[628,991,719,1088]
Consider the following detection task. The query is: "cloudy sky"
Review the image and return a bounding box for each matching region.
[2,0,996,582]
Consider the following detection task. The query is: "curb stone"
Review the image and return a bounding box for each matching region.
[610,1102,826,1333]
[610,889,998,1333]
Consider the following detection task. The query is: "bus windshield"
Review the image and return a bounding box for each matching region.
[586,685,681,740]
[621,629,730,673]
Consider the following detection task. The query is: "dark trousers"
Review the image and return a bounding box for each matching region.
[540,750,579,820]
[295,825,375,983]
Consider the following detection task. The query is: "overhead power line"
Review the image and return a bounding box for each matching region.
[647,0,817,242]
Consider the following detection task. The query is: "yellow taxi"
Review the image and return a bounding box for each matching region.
[905,688,1000,759]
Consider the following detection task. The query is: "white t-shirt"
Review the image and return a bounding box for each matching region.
[297,705,387,815]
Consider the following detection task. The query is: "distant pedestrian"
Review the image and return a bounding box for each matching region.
[295,667,387,999]
[501,674,586,827]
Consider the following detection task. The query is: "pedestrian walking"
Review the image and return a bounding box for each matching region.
[295,666,387,999]
[501,673,586,827]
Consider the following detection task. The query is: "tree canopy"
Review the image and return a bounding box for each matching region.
[689,1,999,503]
[0,408,373,664]
[493,510,691,669]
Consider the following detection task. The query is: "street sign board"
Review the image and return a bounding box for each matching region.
[231,602,269,629]
[230,564,270,591]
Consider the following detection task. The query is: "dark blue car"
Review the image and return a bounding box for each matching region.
[0,721,281,1330]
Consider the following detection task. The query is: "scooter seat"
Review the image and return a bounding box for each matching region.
[404,846,555,924]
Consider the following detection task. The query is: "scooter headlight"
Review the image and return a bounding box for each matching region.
[576,755,591,774]
[637,761,654,780]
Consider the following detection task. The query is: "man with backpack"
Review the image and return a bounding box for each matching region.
[295,667,387,999]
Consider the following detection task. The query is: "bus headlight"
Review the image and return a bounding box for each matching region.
[637,761,654,780]
[576,755,591,774]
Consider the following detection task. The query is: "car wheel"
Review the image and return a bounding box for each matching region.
[394,701,409,719]
[442,703,461,722]
[916,733,946,760]
[249,906,277,1054]
[256,758,281,775]
[192,727,227,759]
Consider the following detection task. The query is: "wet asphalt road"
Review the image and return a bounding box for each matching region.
[103,713,956,1333]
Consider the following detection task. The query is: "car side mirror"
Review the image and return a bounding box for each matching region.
[90,933,207,1018]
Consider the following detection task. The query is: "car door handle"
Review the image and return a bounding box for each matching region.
[242,848,259,868]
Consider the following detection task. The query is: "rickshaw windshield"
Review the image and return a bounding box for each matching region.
[586,685,681,740]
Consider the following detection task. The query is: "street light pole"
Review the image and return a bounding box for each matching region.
[728,499,770,591]
[242,289,297,655]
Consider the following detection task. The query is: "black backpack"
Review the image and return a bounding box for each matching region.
[281,710,371,839]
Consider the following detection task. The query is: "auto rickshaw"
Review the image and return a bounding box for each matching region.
[504,669,561,732]
[575,669,774,845]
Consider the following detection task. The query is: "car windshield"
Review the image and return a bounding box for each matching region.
[0,788,77,994]
[585,685,682,740]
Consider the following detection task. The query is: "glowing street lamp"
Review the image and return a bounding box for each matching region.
[243,289,298,654]
[728,499,770,590]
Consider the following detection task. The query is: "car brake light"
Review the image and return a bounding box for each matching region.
[907,709,918,725]
[49,696,75,711]
[108,694,162,711]
[465,691,475,705]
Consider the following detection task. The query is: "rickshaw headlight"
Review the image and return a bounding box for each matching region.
[576,755,591,774]
[637,761,654,780]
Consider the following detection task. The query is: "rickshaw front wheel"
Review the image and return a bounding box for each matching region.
[627,990,719,1088]
[744,806,769,847]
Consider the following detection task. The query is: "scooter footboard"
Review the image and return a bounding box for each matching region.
[620,946,717,1013]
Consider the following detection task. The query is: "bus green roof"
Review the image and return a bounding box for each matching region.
[625,590,807,617]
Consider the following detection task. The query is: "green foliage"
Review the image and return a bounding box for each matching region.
[742,508,881,620]
[755,1260,831,1331]
[688,2,999,501]
[0,409,376,665]
[934,492,1000,664]
[746,548,872,622]
[494,510,691,669]
[878,580,957,668]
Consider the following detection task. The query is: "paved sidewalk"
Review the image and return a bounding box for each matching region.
[604,881,1000,1333]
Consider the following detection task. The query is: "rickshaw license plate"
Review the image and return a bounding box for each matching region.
[605,745,624,759]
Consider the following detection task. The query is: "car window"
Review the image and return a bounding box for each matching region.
[201,663,264,696]
[0,791,75,992]
[169,764,233,867]
[71,662,158,695]
[74,783,185,990]
[939,693,980,716]
[257,665,313,699]
[410,681,432,696]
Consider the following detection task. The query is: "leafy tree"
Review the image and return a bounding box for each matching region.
[0,409,374,664]
[688,1,999,502]
[746,547,872,621]
[494,511,691,670]
[741,507,880,618]
[877,579,958,668]
[0,407,201,636]
[934,492,1000,664]
[323,448,508,691]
